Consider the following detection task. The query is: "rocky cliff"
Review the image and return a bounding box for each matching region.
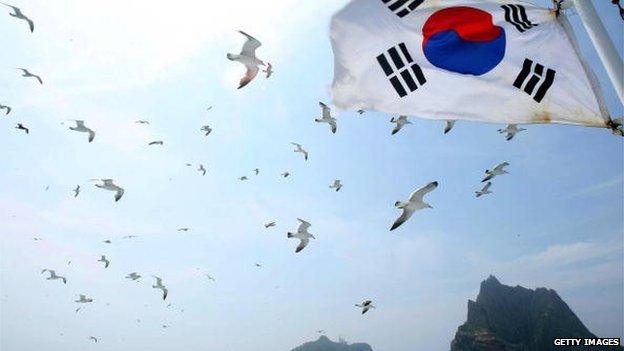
[450,275,622,351]
[291,335,373,351]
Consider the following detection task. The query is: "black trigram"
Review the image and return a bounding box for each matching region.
[381,0,424,18]
[377,43,426,98]
[501,4,538,32]
[513,58,556,103]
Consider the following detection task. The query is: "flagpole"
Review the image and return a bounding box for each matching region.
[572,0,624,105]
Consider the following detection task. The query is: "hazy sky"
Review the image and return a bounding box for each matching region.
[0,1,622,351]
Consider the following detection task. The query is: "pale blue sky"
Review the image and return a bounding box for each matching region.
[0,1,622,351]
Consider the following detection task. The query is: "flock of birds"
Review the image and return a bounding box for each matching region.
[2,2,528,344]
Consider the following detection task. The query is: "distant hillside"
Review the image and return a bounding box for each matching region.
[450,275,623,351]
[291,336,373,351]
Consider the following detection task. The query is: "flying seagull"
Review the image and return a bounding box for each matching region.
[91,179,124,202]
[357,110,365,115]
[329,179,343,192]
[281,171,290,178]
[1,3,34,32]
[355,300,375,314]
[227,31,265,89]
[68,120,95,143]
[315,102,337,134]
[152,276,168,300]
[239,176,248,181]
[198,164,206,176]
[390,181,438,231]
[482,162,510,182]
[204,274,216,282]
[0,104,11,115]
[17,68,42,84]
[148,141,164,146]
[97,255,110,268]
[75,295,93,303]
[263,62,273,78]
[253,168,260,175]
[103,240,112,244]
[122,235,137,239]
[444,120,456,134]
[476,182,493,198]
[125,272,141,281]
[264,221,276,229]
[88,336,98,343]
[200,125,212,136]
[287,218,315,253]
[498,124,526,141]
[73,185,80,198]
[291,142,308,161]
[390,115,412,135]
[41,269,67,284]
[255,263,262,267]
[135,120,150,124]
[177,228,190,232]
[15,123,28,134]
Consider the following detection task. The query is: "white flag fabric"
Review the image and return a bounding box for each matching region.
[330,0,611,128]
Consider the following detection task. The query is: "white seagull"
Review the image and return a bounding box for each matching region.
[253,168,260,176]
[281,171,290,178]
[97,255,110,268]
[135,120,150,124]
[148,140,164,146]
[198,164,207,176]
[88,336,98,343]
[125,272,141,281]
[239,176,248,181]
[315,102,337,134]
[355,300,375,314]
[498,124,526,141]
[1,3,33,32]
[41,269,67,284]
[291,142,308,161]
[390,181,438,231]
[227,31,265,89]
[0,104,11,115]
[17,68,42,84]
[390,115,412,135]
[152,276,168,300]
[91,179,124,202]
[264,221,276,229]
[68,120,95,143]
[444,120,456,134]
[329,179,343,192]
[476,182,493,198]
[75,295,93,303]
[482,162,510,182]
[201,125,212,136]
[73,185,80,198]
[287,218,315,253]
[263,62,273,78]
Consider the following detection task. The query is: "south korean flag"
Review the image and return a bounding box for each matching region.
[330,0,612,129]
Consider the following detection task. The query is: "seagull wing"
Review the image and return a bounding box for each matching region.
[114,187,124,202]
[238,65,259,89]
[391,124,401,135]
[390,207,415,231]
[26,17,33,32]
[444,120,455,134]
[329,119,337,134]
[238,31,261,57]
[297,218,311,232]
[408,181,439,203]
[482,182,492,192]
[87,129,95,142]
[494,162,510,172]
[295,238,309,253]
[162,288,168,300]
[319,102,331,119]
